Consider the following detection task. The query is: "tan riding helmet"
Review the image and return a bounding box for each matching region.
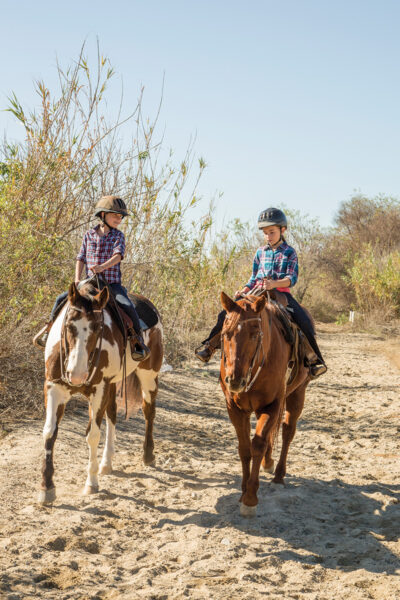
[94,195,129,218]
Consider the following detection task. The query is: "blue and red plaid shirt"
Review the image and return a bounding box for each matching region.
[76,225,126,283]
[245,240,298,292]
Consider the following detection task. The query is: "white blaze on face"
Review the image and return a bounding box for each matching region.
[66,316,91,385]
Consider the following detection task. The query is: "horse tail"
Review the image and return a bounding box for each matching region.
[116,371,143,418]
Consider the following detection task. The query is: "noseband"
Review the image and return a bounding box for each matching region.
[222,315,268,393]
[58,304,105,387]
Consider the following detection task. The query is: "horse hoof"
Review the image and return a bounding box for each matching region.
[143,455,155,466]
[262,459,275,474]
[83,484,99,495]
[38,487,56,505]
[99,464,112,475]
[240,502,257,518]
[271,479,285,487]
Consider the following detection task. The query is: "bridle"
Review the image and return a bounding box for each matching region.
[58,304,105,387]
[222,313,269,393]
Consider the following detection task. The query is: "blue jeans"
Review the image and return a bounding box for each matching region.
[108,283,141,334]
[50,283,141,335]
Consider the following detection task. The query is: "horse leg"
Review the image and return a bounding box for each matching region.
[137,369,158,465]
[99,384,117,475]
[262,443,275,474]
[84,382,107,495]
[38,382,70,504]
[241,397,282,516]
[273,384,306,484]
[226,400,251,501]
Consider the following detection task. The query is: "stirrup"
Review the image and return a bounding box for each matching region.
[129,333,150,362]
[33,324,51,350]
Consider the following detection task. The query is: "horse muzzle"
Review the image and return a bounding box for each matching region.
[224,375,247,393]
[66,370,89,387]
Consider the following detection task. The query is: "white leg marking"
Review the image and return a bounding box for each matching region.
[43,383,69,443]
[39,383,70,504]
[38,488,56,505]
[240,503,257,518]
[136,369,158,404]
[262,459,275,474]
[100,413,116,475]
[84,384,104,494]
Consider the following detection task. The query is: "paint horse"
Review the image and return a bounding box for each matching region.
[39,281,163,504]
[220,291,310,517]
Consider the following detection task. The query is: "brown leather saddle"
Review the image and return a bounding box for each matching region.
[266,290,316,384]
[54,278,154,346]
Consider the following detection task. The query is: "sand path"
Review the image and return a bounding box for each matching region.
[0,329,399,599]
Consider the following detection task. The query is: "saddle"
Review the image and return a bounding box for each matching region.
[54,278,158,343]
[266,290,317,384]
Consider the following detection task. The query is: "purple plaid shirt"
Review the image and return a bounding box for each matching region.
[76,225,126,283]
[245,241,298,291]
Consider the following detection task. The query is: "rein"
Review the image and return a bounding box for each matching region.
[81,275,129,418]
[58,304,104,388]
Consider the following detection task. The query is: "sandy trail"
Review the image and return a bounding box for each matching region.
[0,328,399,599]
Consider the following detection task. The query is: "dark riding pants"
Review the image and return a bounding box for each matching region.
[203,292,324,363]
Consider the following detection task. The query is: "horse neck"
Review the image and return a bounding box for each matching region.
[263,303,291,364]
[103,306,125,349]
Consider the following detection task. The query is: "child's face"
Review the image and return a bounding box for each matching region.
[261,225,284,246]
[104,212,124,228]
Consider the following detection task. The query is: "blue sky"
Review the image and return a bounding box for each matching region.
[1,0,400,229]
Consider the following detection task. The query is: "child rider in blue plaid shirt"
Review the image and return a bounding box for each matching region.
[195,208,327,379]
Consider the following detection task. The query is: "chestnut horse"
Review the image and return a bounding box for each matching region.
[220,291,310,517]
[39,281,163,504]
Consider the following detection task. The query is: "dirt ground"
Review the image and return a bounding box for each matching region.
[0,327,399,599]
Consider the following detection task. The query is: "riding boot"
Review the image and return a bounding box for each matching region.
[301,333,327,380]
[310,362,328,379]
[195,332,221,363]
[127,327,150,361]
[33,322,52,350]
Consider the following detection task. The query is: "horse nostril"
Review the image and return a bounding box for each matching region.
[225,376,230,384]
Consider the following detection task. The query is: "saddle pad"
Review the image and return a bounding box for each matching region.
[129,294,159,331]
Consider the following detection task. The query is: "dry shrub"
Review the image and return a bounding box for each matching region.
[2,46,400,423]
[0,45,255,419]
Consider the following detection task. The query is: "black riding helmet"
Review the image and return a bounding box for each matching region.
[258,207,287,229]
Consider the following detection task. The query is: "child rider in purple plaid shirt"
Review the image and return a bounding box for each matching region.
[34,196,149,361]
[195,207,327,379]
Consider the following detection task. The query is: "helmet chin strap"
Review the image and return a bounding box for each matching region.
[100,212,114,230]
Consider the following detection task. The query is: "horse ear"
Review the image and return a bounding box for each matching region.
[94,286,109,309]
[68,282,79,304]
[221,291,239,313]
[251,296,266,313]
